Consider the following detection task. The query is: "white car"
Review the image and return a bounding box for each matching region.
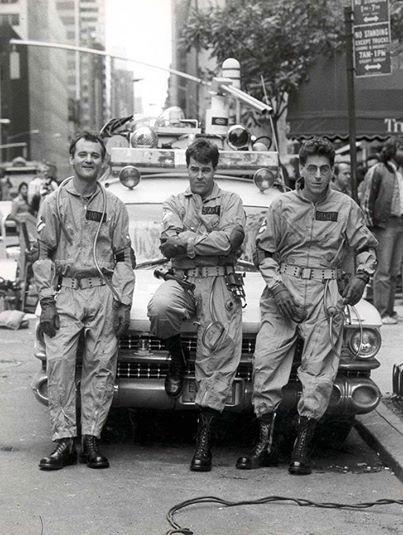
[32,143,382,443]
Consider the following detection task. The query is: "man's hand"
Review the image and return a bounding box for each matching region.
[342,274,369,306]
[160,236,187,258]
[229,225,245,250]
[113,301,131,337]
[39,297,60,338]
[271,282,299,320]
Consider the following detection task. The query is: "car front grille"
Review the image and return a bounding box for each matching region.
[116,361,253,380]
[119,333,256,355]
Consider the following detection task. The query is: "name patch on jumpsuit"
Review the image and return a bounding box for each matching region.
[315,211,338,222]
[202,206,220,215]
[86,210,107,223]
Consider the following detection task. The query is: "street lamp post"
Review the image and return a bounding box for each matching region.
[0,118,11,162]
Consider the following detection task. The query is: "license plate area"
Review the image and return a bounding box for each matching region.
[180,378,241,406]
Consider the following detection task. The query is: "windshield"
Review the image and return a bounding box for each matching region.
[126,203,267,269]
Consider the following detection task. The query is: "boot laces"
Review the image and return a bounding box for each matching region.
[252,421,273,456]
[53,439,72,456]
[84,435,98,456]
[194,415,213,458]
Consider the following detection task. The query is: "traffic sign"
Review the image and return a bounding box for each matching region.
[353,0,391,77]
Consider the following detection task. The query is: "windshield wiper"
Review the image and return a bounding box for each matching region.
[135,258,169,269]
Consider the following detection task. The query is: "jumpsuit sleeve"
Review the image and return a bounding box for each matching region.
[179,193,246,258]
[160,196,184,239]
[254,200,283,290]
[345,200,378,276]
[32,193,60,300]
[111,198,136,305]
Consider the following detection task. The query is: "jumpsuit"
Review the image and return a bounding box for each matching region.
[33,178,135,440]
[147,183,246,412]
[253,187,377,420]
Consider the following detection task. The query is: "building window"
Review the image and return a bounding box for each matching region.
[0,13,19,25]
[57,1,74,8]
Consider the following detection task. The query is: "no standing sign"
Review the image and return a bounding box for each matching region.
[353,0,392,77]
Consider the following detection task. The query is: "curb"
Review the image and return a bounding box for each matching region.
[356,402,403,483]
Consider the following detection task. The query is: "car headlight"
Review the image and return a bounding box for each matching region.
[348,328,381,359]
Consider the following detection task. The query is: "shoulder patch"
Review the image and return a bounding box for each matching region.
[315,211,338,222]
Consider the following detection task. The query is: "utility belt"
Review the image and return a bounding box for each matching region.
[280,264,341,281]
[173,265,235,278]
[60,275,109,290]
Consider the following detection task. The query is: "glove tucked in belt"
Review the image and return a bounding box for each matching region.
[112,300,131,337]
[39,297,60,338]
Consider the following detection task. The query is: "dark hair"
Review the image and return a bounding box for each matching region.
[29,193,41,216]
[69,131,106,160]
[334,161,350,177]
[299,137,335,167]
[185,138,219,168]
[18,181,28,193]
[379,137,401,163]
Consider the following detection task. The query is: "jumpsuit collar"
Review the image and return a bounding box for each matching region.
[64,177,102,200]
[184,181,221,201]
[296,184,333,206]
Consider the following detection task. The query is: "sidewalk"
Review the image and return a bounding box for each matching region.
[355,297,403,484]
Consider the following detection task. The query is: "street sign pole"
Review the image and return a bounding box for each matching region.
[345,6,358,202]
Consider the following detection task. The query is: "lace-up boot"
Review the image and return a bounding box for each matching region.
[288,416,317,475]
[236,413,278,469]
[164,334,187,398]
[190,409,218,472]
[80,434,109,469]
[39,438,77,470]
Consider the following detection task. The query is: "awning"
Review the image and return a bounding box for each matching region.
[287,51,403,141]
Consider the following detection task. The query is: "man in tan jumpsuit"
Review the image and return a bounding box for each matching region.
[148,138,245,472]
[34,132,135,470]
[236,137,377,475]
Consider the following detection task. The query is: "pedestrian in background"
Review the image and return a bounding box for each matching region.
[365,137,403,324]
[33,132,135,470]
[331,162,352,196]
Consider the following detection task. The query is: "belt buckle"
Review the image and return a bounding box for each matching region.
[301,268,312,279]
[72,278,80,289]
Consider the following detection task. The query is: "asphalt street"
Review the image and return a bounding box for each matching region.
[0,320,402,535]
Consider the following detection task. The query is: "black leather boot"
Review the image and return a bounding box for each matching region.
[79,435,109,469]
[236,413,278,469]
[164,334,187,398]
[190,409,217,472]
[39,438,77,470]
[288,416,317,475]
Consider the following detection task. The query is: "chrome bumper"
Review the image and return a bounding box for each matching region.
[32,374,381,415]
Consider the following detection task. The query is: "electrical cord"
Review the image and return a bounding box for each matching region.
[201,277,226,352]
[165,495,403,535]
[92,182,121,302]
[56,177,120,302]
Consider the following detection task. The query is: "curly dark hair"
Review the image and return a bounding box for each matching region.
[299,137,335,167]
[69,131,106,160]
[379,137,401,163]
[185,138,219,168]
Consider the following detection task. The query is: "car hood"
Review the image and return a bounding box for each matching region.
[129,269,381,333]
[131,269,265,334]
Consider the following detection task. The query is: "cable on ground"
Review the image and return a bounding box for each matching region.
[165,494,403,535]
